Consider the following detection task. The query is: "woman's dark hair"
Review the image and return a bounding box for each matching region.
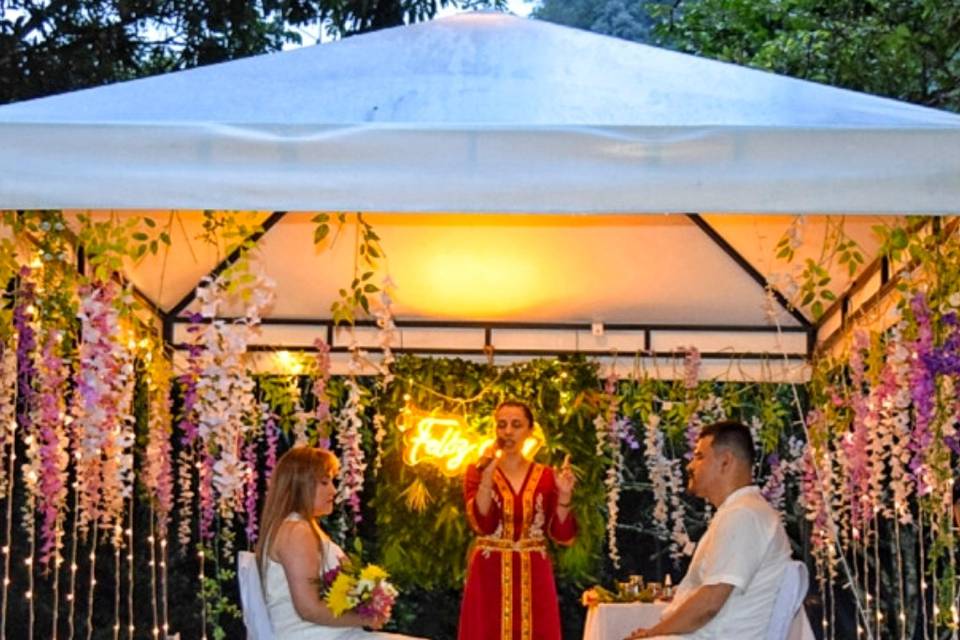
[495,400,535,426]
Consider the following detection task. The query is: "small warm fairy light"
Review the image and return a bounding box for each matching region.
[24,557,32,566]
[25,590,32,600]
[403,393,412,402]
[149,561,155,567]
[558,406,567,415]
[66,594,73,602]
[25,304,36,316]
[275,350,305,375]
[153,627,159,637]
[559,371,568,379]
[147,536,154,543]
[1,546,8,555]
[71,563,78,572]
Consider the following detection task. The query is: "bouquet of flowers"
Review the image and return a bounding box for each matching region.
[318,559,398,619]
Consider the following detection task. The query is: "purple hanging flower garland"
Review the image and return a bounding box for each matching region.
[262,404,280,487]
[907,293,936,497]
[13,268,39,543]
[176,318,203,549]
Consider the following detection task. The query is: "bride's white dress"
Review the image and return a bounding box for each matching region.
[264,515,420,640]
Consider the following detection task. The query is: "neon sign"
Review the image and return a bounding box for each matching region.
[396,405,543,476]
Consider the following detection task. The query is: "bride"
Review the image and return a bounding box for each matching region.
[256,446,420,639]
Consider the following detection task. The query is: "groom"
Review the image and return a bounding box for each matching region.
[627,420,792,639]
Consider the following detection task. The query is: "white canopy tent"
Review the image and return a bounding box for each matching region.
[0,12,956,380]
[0,12,958,213]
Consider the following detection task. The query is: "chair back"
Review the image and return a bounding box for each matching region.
[237,551,275,640]
[765,560,809,640]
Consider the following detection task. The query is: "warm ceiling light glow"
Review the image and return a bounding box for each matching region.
[397,239,553,318]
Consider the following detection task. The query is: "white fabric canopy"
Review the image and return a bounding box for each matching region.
[1,12,958,212]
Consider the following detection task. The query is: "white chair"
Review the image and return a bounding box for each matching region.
[765,560,809,640]
[237,551,276,640]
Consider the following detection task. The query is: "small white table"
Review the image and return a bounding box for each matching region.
[583,602,665,640]
[582,602,817,640]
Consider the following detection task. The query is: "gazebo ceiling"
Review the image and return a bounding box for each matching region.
[56,210,900,383]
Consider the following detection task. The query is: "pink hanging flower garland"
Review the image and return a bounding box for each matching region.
[336,374,367,527]
[36,329,70,567]
[0,332,17,501]
[143,353,175,534]
[193,270,274,532]
[312,338,332,448]
[594,372,624,568]
[843,331,874,541]
[72,280,133,541]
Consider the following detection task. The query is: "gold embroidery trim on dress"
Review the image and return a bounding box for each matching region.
[474,537,547,553]
[494,473,515,640]
[518,464,544,640]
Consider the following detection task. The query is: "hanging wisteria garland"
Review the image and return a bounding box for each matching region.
[187,266,275,636]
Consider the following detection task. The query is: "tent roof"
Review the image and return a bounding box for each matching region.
[2,12,959,212]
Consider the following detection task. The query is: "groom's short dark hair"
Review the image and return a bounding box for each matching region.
[699,420,755,464]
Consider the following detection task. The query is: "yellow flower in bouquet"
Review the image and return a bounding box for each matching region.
[360,565,388,582]
[318,560,398,619]
[327,573,358,617]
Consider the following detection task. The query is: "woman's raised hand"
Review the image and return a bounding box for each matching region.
[556,454,576,498]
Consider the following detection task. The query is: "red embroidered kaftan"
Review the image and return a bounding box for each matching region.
[457,462,577,640]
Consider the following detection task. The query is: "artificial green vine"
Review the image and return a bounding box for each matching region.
[313,212,384,325]
[775,215,865,319]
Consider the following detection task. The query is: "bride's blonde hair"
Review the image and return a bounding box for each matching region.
[255,446,339,573]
